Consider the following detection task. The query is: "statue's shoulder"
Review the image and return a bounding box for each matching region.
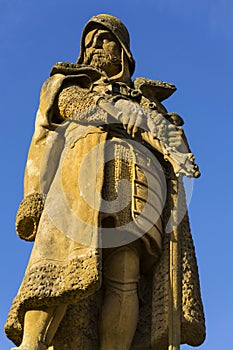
[133,77,176,102]
[50,62,107,82]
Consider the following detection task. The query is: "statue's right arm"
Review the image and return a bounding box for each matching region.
[16,74,67,241]
[24,74,68,196]
[16,73,106,241]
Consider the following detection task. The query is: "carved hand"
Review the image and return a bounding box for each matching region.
[147,109,185,151]
[114,99,148,138]
[166,123,184,149]
[104,98,185,152]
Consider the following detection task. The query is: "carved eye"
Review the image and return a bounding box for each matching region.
[98,33,114,44]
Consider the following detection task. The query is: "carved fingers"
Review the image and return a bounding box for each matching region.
[114,99,147,138]
[113,99,185,152]
[167,124,184,149]
[146,109,185,151]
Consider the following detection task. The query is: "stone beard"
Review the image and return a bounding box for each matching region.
[84,49,121,69]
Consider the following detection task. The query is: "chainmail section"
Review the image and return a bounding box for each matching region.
[15,193,46,241]
[101,142,133,227]
[58,85,108,123]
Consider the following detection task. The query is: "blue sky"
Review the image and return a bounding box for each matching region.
[1,1,233,349]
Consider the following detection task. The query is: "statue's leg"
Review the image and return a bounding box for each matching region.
[99,242,141,350]
[11,304,67,350]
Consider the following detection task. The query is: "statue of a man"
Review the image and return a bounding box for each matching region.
[5,14,205,350]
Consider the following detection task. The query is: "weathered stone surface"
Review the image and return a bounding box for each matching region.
[5,13,205,350]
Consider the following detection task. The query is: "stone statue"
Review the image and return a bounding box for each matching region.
[5,14,205,350]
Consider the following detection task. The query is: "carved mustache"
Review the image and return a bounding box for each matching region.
[85,49,121,65]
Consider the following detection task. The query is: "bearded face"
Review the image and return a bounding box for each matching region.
[85,49,121,69]
[83,28,122,77]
